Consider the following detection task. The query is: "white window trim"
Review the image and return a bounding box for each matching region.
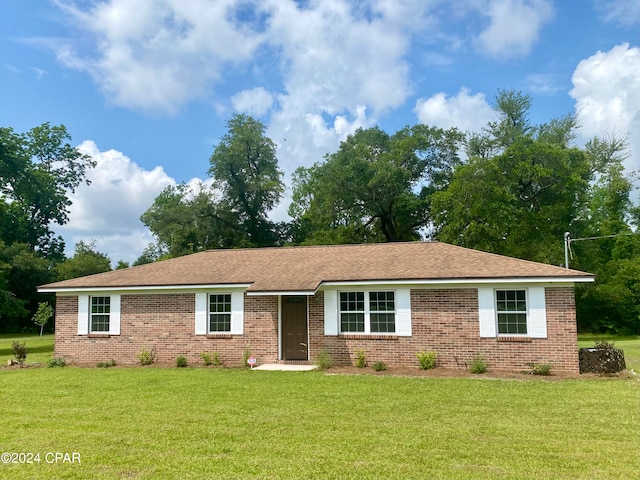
[338,289,397,335]
[478,286,547,339]
[195,291,244,335]
[77,294,120,336]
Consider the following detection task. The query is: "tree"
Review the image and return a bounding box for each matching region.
[208,114,285,247]
[434,138,594,265]
[56,241,111,281]
[0,123,95,259]
[289,125,464,244]
[31,301,54,336]
[569,136,639,334]
[0,241,54,333]
[141,183,236,257]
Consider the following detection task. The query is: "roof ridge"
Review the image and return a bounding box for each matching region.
[201,240,436,254]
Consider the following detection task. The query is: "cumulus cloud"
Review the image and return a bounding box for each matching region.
[55,0,264,114]
[570,43,640,171]
[475,0,554,59]
[414,88,496,132]
[55,140,176,263]
[230,87,274,117]
[258,0,431,175]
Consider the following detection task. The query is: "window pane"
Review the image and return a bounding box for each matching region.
[90,314,110,332]
[209,294,232,332]
[209,314,231,332]
[370,313,396,333]
[369,291,394,312]
[91,296,110,314]
[497,312,527,335]
[340,292,365,312]
[340,313,364,332]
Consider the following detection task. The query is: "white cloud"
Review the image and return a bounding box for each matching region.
[524,73,564,95]
[55,0,264,114]
[476,0,554,59]
[55,140,176,263]
[231,87,274,117]
[596,0,640,26]
[570,43,640,172]
[257,0,432,175]
[414,88,496,132]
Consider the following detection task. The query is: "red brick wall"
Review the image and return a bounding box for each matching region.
[54,294,278,366]
[54,286,579,372]
[309,287,579,373]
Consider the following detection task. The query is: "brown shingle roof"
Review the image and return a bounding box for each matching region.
[38,242,593,293]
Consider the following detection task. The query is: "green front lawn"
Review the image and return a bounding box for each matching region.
[0,367,638,479]
[0,334,54,365]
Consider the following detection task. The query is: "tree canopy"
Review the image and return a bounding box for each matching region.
[289,125,464,244]
[141,114,286,259]
[0,123,95,332]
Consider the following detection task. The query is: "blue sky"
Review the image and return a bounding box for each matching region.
[2,0,639,264]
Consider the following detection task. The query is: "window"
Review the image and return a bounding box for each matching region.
[496,290,527,335]
[90,296,111,333]
[209,294,231,333]
[339,291,395,334]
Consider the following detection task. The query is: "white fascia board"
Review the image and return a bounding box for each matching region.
[319,277,593,289]
[40,284,253,295]
[246,290,316,297]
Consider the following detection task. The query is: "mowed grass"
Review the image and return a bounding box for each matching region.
[0,334,55,365]
[0,367,638,480]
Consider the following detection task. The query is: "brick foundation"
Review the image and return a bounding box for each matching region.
[54,286,579,373]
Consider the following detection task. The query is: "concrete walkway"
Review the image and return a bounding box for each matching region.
[252,364,318,371]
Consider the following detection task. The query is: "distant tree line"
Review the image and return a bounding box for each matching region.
[2,91,639,334]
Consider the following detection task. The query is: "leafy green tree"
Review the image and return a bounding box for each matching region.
[569,137,639,334]
[31,301,54,336]
[290,125,464,244]
[0,123,95,259]
[208,114,285,247]
[0,241,54,333]
[141,183,237,257]
[142,114,285,256]
[133,242,167,266]
[434,138,592,265]
[56,241,111,281]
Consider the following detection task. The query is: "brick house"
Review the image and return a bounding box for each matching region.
[38,242,594,372]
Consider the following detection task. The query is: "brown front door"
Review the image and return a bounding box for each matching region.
[282,296,308,360]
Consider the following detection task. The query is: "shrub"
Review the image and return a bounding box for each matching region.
[529,363,552,376]
[470,355,488,374]
[372,361,387,371]
[355,349,366,368]
[48,357,66,368]
[316,349,333,370]
[11,341,28,366]
[176,356,188,368]
[200,352,222,366]
[416,351,437,370]
[594,340,616,350]
[137,347,156,366]
[97,359,117,368]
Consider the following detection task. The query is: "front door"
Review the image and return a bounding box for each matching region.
[282,296,308,360]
